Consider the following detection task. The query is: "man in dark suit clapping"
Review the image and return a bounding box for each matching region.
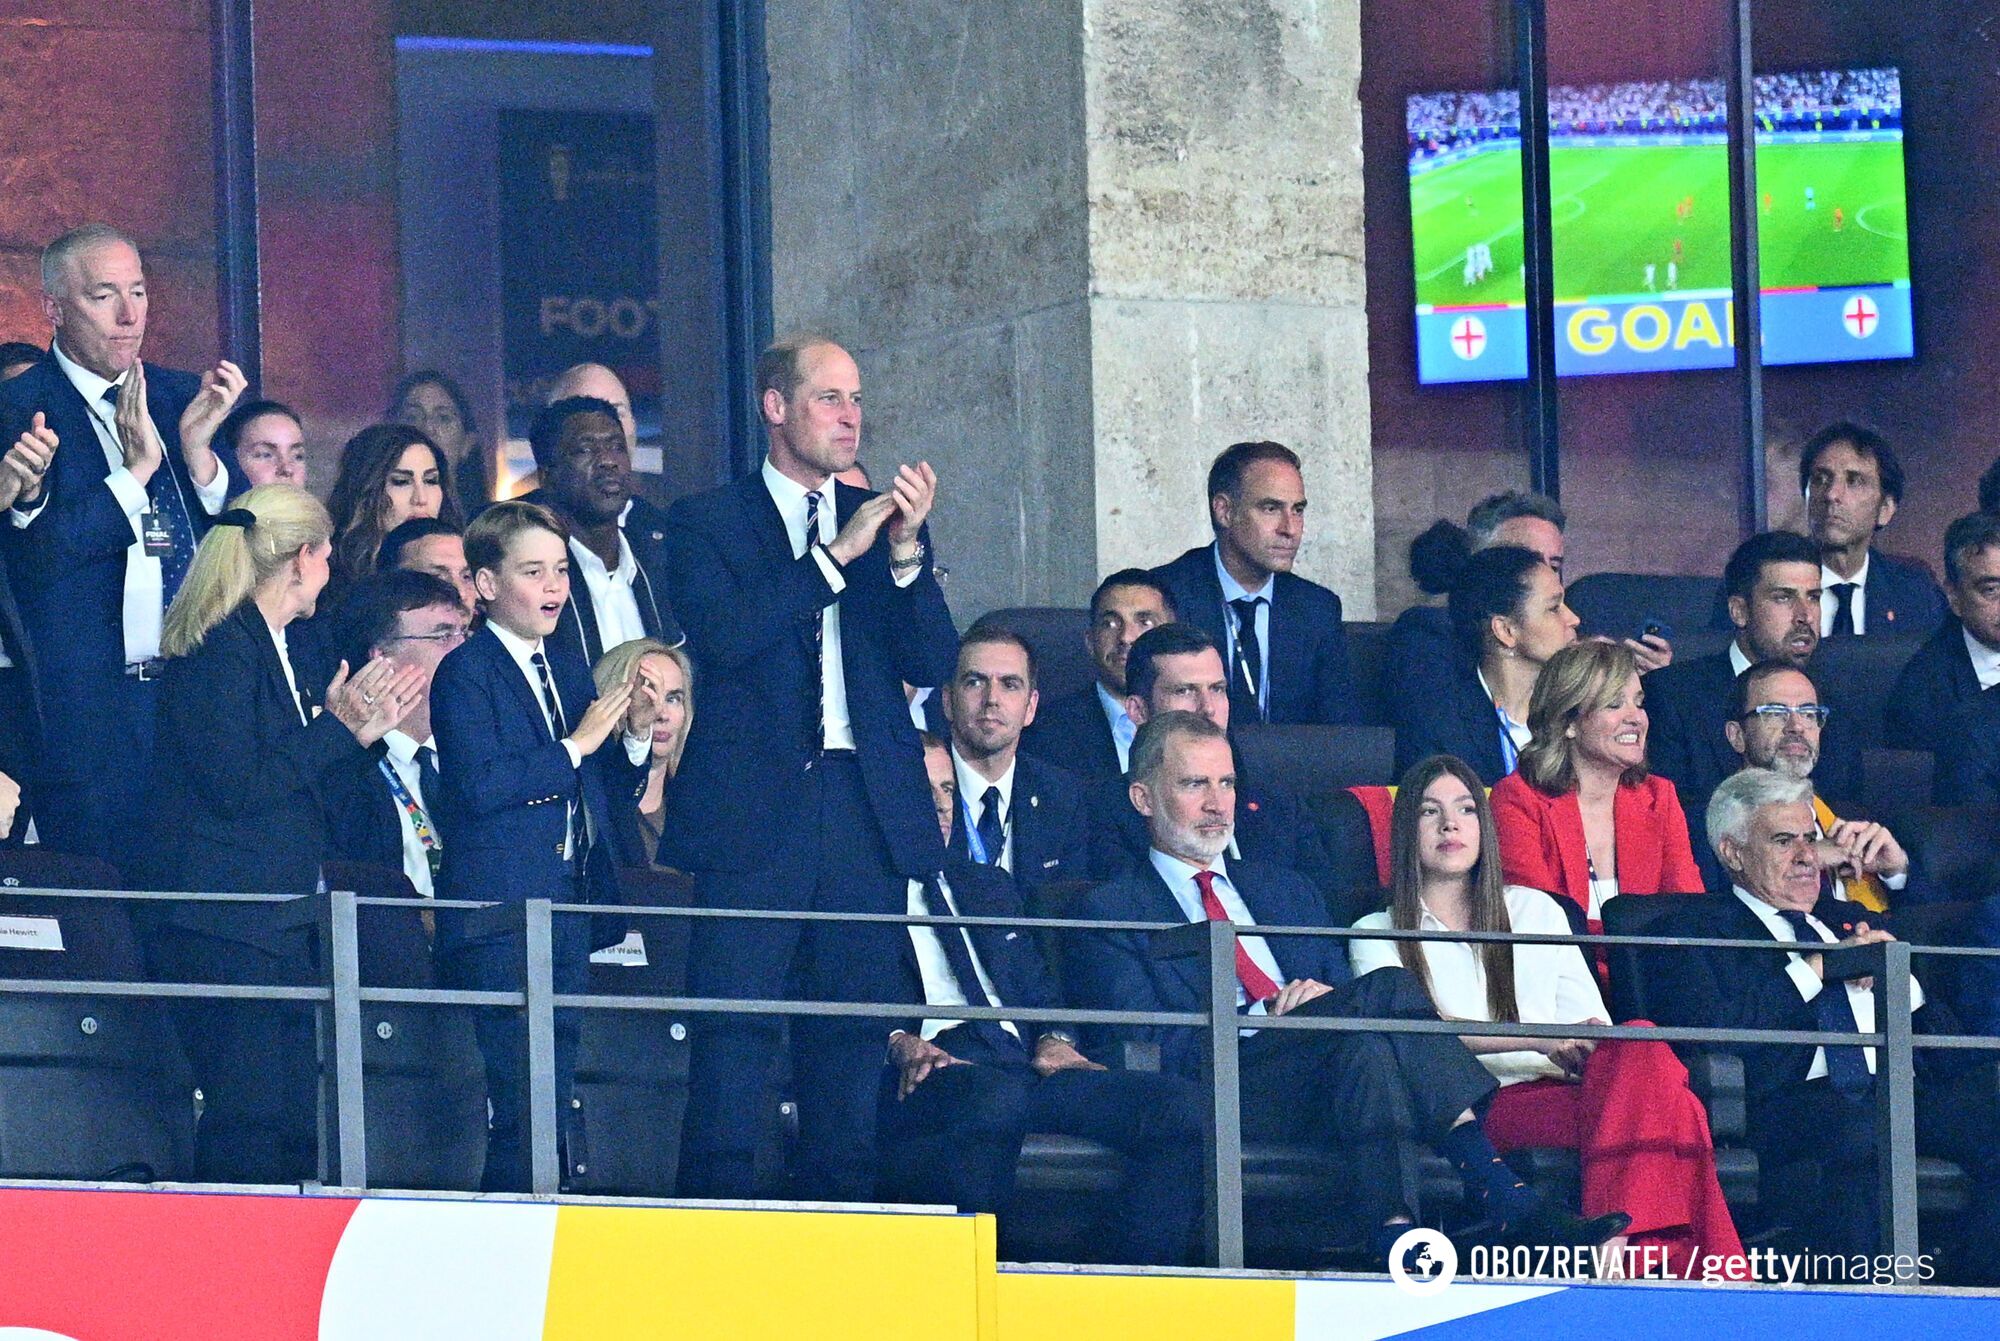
[1,223,246,870]
[661,334,959,1202]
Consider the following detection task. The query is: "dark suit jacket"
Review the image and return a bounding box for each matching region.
[1643,649,1864,850]
[1150,545,1356,725]
[1645,890,1962,1107]
[1885,618,1983,752]
[894,858,1060,1068]
[145,605,367,951]
[1065,858,1352,1082]
[1086,770,1379,927]
[945,752,1090,893]
[430,624,632,949]
[1019,684,1123,783]
[1392,647,1509,782]
[544,511,686,672]
[1708,549,1947,639]
[328,743,419,873]
[657,472,958,885]
[0,354,201,776]
[1934,687,2000,806]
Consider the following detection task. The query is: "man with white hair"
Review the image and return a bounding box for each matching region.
[1646,768,2000,1277]
[1,223,245,868]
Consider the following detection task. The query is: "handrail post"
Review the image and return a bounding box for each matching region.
[1876,939,1919,1271]
[322,888,368,1188]
[1202,919,1245,1269]
[524,898,561,1195]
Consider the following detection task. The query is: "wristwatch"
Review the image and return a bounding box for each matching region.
[890,540,928,571]
[1038,1029,1080,1049]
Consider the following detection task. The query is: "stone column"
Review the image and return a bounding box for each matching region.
[765,0,1373,620]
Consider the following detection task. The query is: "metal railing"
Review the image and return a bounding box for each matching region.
[2,884,1997,1278]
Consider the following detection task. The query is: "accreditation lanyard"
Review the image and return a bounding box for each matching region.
[380,757,443,879]
[961,802,1009,866]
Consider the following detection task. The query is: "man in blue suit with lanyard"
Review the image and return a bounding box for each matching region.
[1,223,245,871]
[662,333,959,1202]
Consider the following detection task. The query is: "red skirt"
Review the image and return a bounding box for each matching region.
[1482,1023,1746,1278]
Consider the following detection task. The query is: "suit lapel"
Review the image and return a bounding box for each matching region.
[1266,575,1304,714]
[482,626,553,735]
[237,606,302,728]
[1550,790,1593,910]
[1138,864,1208,1004]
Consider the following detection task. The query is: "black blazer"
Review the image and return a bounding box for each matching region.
[1150,545,1357,725]
[893,858,1061,1069]
[944,752,1090,893]
[328,742,419,872]
[1645,890,1963,1106]
[430,625,636,949]
[1393,649,1509,782]
[0,545,39,749]
[1084,765,1379,927]
[657,472,958,885]
[1933,687,2000,806]
[1644,648,1864,837]
[1708,549,1947,639]
[145,605,367,951]
[1884,618,1983,752]
[0,354,201,776]
[1019,685,1123,783]
[1065,857,1352,1082]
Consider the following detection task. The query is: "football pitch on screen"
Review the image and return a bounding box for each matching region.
[1411,139,1910,307]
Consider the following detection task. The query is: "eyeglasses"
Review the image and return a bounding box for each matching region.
[390,627,471,645]
[1744,703,1830,726]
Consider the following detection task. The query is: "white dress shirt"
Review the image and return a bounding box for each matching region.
[761,459,920,751]
[1097,683,1137,773]
[1350,886,1606,1085]
[569,533,648,655]
[1821,553,1870,636]
[1729,641,1753,677]
[12,342,230,663]
[952,749,1016,871]
[1149,849,1286,1020]
[1213,542,1274,713]
[903,871,1017,1043]
[268,620,309,727]
[1733,886,1923,1081]
[380,730,438,897]
[1965,627,2000,691]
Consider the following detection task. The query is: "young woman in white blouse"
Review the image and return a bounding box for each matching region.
[1351,754,1743,1277]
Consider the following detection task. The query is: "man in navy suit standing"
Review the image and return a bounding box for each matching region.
[1799,421,1945,639]
[1066,712,1625,1259]
[1149,441,1356,725]
[662,333,958,1202]
[940,623,1090,896]
[1,223,245,870]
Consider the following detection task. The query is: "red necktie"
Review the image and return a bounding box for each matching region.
[1193,868,1283,1006]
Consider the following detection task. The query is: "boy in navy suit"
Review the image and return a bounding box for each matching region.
[431,500,656,1192]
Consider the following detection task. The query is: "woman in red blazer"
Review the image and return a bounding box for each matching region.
[1491,641,1704,933]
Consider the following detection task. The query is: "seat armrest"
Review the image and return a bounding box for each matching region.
[1688,1051,1746,1141]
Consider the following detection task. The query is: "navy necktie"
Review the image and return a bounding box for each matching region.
[106,383,195,607]
[918,875,1020,1056]
[805,490,827,752]
[975,786,1005,866]
[530,651,567,739]
[1229,596,1267,722]
[1778,909,1873,1100]
[1830,583,1858,637]
[416,744,443,811]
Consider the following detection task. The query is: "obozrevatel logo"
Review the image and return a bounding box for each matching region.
[1388,1227,1458,1296]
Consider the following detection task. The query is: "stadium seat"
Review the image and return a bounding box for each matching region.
[1232,722,1396,794]
[1346,786,1394,887]
[567,868,694,1197]
[0,853,196,1182]
[1892,806,2000,904]
[323,862,486,1192]
[1861,747,1934,818]
[980,607,1091,704]
[1564,572,1723,643]
[1814,633,1926,752]
[1342,621,1396,727]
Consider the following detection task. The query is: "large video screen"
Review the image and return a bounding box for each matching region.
[1407,68,1912,383]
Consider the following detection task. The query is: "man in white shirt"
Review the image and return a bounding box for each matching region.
[1649,769,2000,1276]
[877,736,1202,1264]
[531,396,682,669]
[661,334,959,1204]
[331,570,472,896]
[0,223,246,869]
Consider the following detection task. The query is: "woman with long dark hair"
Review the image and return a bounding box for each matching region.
[326,423,462,589]
[147,483,423,1182]
[1352,753,1744,1277]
